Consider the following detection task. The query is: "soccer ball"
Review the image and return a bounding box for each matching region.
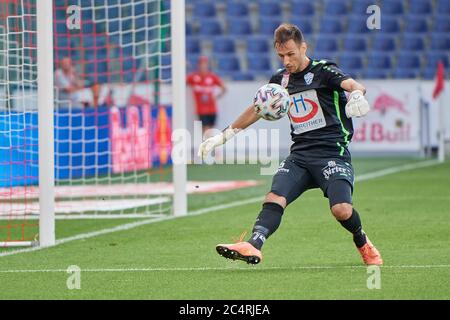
[253,83,290,121]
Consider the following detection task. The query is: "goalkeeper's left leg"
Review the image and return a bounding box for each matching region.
[327,180,383,265]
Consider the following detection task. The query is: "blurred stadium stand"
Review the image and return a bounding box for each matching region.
[50,0,450,82]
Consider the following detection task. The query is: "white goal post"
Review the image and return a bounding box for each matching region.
[0,0,187,247]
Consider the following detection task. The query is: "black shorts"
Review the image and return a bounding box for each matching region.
[199,114,217,127]
[270,153,355,206]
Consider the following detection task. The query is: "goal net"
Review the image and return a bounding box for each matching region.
[0,0,186,247]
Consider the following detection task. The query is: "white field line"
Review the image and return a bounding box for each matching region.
[0,159,442,258]
[0,265,449,274]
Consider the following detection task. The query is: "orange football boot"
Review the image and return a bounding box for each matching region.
[216,242,262,265]
[358,236,383,265]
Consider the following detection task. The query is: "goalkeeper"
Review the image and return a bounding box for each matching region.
[198,24,382,265]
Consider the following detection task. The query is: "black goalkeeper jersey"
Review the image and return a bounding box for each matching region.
[269,58,353,158]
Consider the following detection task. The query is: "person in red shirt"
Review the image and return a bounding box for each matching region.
[187,56,227,136]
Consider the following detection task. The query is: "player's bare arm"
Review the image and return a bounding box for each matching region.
[340,78,366,95]
[230,104,261,130]
[198,104,260,158]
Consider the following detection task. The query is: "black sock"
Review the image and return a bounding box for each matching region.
[248,202,284,250]
[339,209,367,248]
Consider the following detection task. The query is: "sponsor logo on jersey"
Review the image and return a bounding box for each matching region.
[276,160,290,173]
[288,89,326,134]
[304,72,314,85]
[322,163,350,180]
[281,72,290,88]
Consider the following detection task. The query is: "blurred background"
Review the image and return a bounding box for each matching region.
[184,0,449,81]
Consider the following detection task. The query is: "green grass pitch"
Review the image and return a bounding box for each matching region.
[0,158,449,299]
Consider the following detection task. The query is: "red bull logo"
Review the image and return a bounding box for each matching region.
[110,105,152,173]
[373,93,408,115]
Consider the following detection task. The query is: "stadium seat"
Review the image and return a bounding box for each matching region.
[122,58,135,73]
[324,0,349,15]
[96,74,109,85]
[342,36,367,51]
[231,72,255,81]
[247,54,272,72]
[227,18,252,36]
[433,15,450,33]
[371,35,397,51]
[247,37,270,53]
[82,36,95,48]
[134,16,146,30]
[319,17,343,34]
[225,2,249,17]
[96,61,108,74]
[186,22,193,36]
[55,49,70,60]
[82,22,94,34]
[347,16,371,33]
[409,0,433,14]
[187,55,200,72]
[436,0,450,14]
[351,0,376,14]
[258,1,282,17]
[198,19,222,36]
[430,34,450,50]
[107,7,119,19]
[161,55,171,70]
[56,36,69,48]
[290,1,315,16]
[216,55,241,72]
[259,18,282,35]
[133,2,146,16]
[424,52,449,69]
[161,68,171,81]
[338,54,364,70]
[212,37,236,54]
[193,2,216,17]
[55,8,66,20]
[288,18,313,34]
[422,67,439,80]
[381,0,404,15]
[364,69,390,79]
[310,51,336,61]
[95,36,107,47]
[401,34,425,51]
[381,17,400,33]
[55,21,67,34]
[404,16,429,33]
[367,54,392,69]
[120,45,133,59]
[314,36,338,52]
[392,68,420,79]
[396,52,421,69]
[186,38,201,54]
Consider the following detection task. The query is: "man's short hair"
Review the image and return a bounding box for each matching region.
[273,23,304,47]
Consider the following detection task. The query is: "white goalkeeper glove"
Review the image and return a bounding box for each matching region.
[198,126,240,159]
[345,90,370,118]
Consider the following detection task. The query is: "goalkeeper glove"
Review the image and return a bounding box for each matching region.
[345,90,370,118]
[198,126,239,159]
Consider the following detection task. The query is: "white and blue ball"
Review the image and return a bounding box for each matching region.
[253,83,290,121]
